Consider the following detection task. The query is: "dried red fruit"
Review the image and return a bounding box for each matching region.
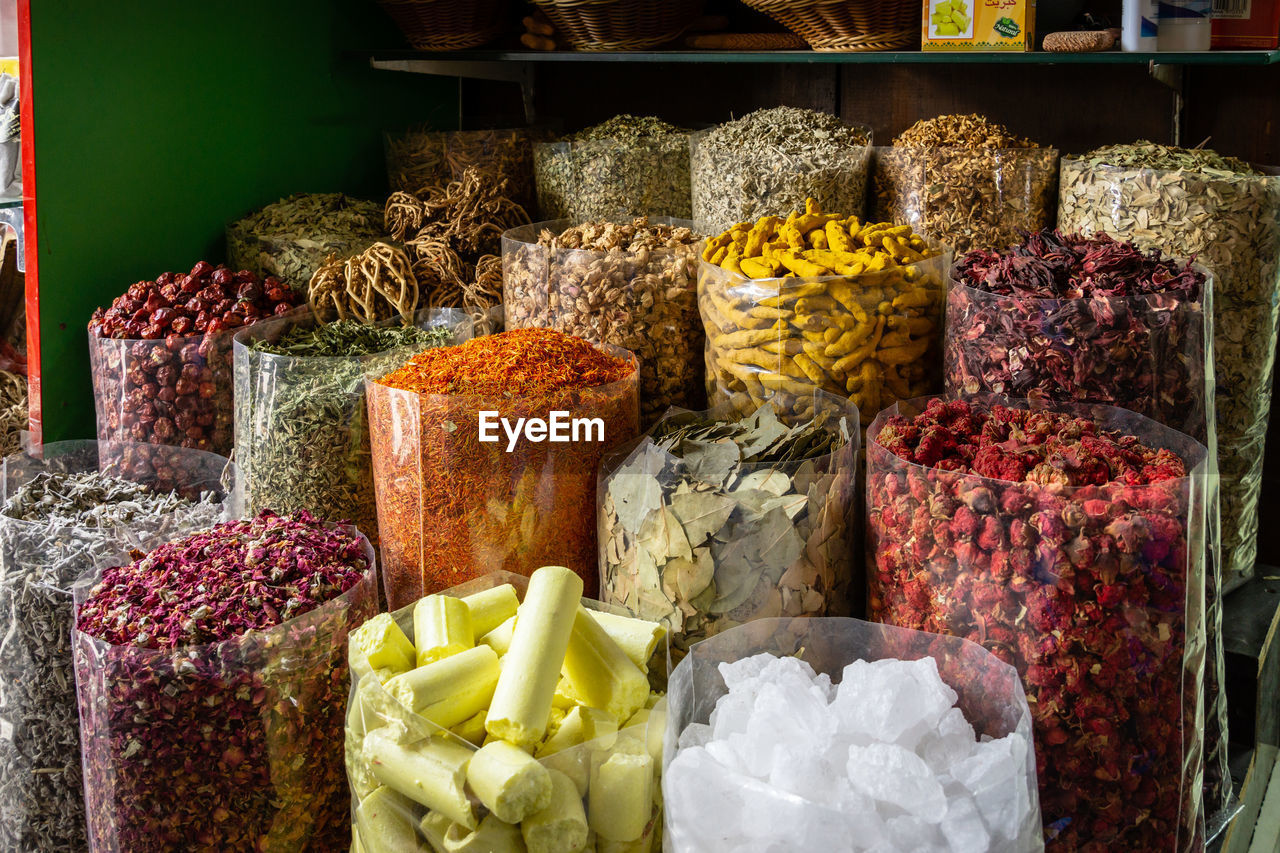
[868,397,1207,851]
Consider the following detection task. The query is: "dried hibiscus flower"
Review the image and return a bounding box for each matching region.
[945,230,1210,443]
[73,510,377,853]
[868,397,1208,852]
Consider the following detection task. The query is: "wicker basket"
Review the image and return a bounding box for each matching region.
[741,0,919,51]
[531,0,706,50]
[378,0,510,51]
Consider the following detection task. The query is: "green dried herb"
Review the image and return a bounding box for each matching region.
[534,115,692,221]
[691,107,873,233]
[600,402,858,664]
[236,320,454,544]
[227,193,387,294]
[1075,140,1259,176]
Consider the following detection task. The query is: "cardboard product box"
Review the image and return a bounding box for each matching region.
[1211,0,1280,49]
[922,0,1035,50]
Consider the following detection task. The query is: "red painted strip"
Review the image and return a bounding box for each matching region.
[17,0,39,447]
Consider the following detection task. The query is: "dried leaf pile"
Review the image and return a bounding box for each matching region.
[600,402,858,663]
[872,113,1059,254]
[0,368,25,456]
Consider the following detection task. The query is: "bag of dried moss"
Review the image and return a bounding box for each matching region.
[872,114,1058,255]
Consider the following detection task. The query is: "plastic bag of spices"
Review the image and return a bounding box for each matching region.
[344,568,669,853]
[367,329,640,609]
[0,441,231,853]
[502,218,705,427]
[1057,147,1280,602]
[232,309,471,544]
[867,396,1211,851]
[385,127,547,212]
[663,617,1043,852]
[73,511,377,853]
[699,199,949,428]
[533,116,692,222]
[598,394,859,666]
[88,261,305,483]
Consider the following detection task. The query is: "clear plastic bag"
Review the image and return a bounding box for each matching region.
[367,348,640,608]
[73,531,378,853]
[1057,158,1280,593]
[232,309,470,544]
[867,396,1210,851]
[502,220,705,426]
[384,127,546,211]
[871,146,1059,254]
[344,570,667,853]
[0,441,231,853]
[944,268,1214,444]
[598,395,860,665]
[534,134,693,222]
[699,248,950,427]
[691,130,872,235]
[662,617,1043,852]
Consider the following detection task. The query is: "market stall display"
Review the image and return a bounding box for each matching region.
[867,397,1209,851]
[664,617,1042,852]
[385,127,544,212]
[0,441,228,853]
[226,193,386,295]
[534,115,692,221]
[345,567,667,853]
[699,199,948,425]
[88,262,305,482]
[599,397,859,664]
[946,230,1212,442]
[502,217,704,425]
[691,107,872,234]
[368,328,639,608]
[233,312,465,544]
[1057,141,1280,597]
[73,510,376,853]
[872,113,1058,254]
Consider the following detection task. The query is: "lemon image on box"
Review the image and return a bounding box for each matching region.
[932,0,969,34]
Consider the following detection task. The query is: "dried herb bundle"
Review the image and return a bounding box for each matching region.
[692,107,872,234]
[308,242,419,325]
[384,167,531,333]
[868,398,1207,850]
[236,318,454,544]
[873,113,1057,254]
[0,462,223,853]
[946,230,1210,439]
[600,401,857,663]
[226,193,386,294]
[503,217,705,425]
[74,510,376,853]
[534,115,693,221]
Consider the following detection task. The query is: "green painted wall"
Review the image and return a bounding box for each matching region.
[28,1,456,440]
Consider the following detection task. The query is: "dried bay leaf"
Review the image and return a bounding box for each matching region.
[608,472,664,535]
[637,504,693,564]
[669,491,736,547]
[735,468,790,496]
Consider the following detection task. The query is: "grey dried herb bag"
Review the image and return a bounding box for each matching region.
[690,107,872,235]
[598,396,859,667]
[227,193,387,294]
[1057,147,1280,593]
[534,115,692,221]
[0,442,229,853]
[233,310,466,547]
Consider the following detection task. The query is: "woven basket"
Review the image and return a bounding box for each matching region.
[378,0,510,50]
[531,0,706,50]
[741,0,919,51]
